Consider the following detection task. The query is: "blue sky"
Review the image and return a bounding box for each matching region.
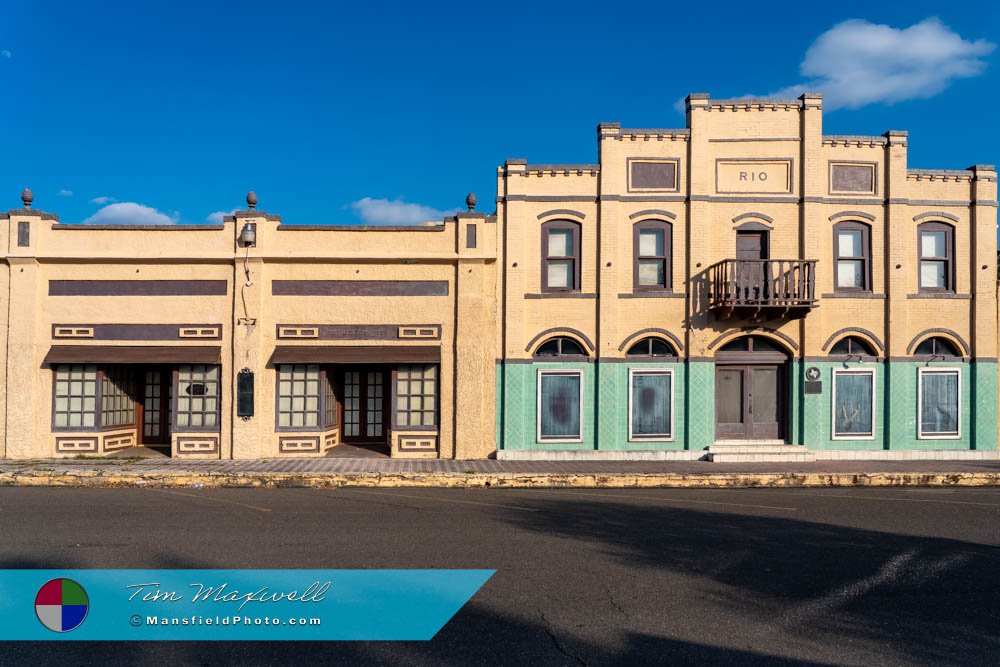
[1,1,997,227]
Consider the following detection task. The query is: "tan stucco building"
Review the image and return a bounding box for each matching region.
[1,92,997,461]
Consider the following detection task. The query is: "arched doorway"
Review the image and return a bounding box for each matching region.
[714,335,789,440]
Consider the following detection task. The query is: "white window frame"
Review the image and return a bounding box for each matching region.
[917,367,962,439]
[627,368,675,441]
[536,369,584,443]
[831,368,876,440]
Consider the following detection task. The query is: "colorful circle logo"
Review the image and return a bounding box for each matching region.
[35,578,89,633]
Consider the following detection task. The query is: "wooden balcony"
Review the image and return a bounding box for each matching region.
[708,259,817,319]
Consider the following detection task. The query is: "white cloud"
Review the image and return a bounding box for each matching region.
[206,209,237,224]
[1,50,10,59]
[89,195,117,205]
[58,189,73,197]
[760,18,995,110]
[82,202,179,226]
[349,197,457,225]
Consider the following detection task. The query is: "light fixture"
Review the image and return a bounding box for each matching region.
[240,222,256,247]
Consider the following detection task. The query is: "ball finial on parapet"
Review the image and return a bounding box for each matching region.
[246,191,258,210]
[466,192,476,212]
[21,188,33,209]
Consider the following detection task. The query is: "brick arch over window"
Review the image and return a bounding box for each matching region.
[708,326,799,352]
[524,327,595,355]
[732,212,774,225]
[536,209,586,221]
[821,327,885,353]
[906,329,970,357]
[618,328,684,353]
[828,210,876,222]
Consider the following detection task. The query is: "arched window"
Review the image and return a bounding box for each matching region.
[829,336,876,357]
[625,337,678,358]
[541,220,581,292]
[719,335,783,353]
[833,221,871,291]
[533,336,587,358]
[633,220,672,290]
[918,222,954,292]
[914,336,961,358]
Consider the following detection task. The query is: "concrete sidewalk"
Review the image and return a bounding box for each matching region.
[2,457,1000,488]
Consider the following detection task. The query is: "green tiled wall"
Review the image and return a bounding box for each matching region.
[496,360,998,451]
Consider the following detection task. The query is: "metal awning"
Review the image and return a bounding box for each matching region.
[269,345,441,365]
[43,345,221,364]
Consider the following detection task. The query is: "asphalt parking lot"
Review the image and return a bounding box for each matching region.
[1,486,998,665]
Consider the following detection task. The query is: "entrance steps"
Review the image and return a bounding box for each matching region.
[707,442,815,463]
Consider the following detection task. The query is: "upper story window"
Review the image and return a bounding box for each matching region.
[918,223,954,292]
[914,336,961,359]
[542,220,581,291]
[534,336,587,358]
[834,222,870,291]
[633,221,672,290]
[829,336,876,357]
[625,337,678,358]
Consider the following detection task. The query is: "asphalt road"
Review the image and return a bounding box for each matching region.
[1,486,998,666]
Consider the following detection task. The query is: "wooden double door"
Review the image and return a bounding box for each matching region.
[715,364,784,440]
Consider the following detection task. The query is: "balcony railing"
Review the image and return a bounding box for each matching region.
[708,259,817,318]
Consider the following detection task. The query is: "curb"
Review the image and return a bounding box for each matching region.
[1,471,999,489]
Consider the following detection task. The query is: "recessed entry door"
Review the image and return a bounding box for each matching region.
[341,369,388,443]
[140,368,172,446]
[715,365,782,440]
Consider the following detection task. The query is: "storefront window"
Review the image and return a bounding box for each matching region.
[833,369,874,438]
[176,365,220,430]
[919,369,960,438]
[537,370,582,441]
[101,367,136,428]
[395,365,437,428]
[277,364,321,429]
[53,364,98,429]
[629,370,673,439]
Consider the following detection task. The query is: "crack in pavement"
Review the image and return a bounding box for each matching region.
[539,609,587,666]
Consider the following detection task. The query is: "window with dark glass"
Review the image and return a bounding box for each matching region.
[919,369,960,438]
[625,337,677,358]
[176,365,220,430]
[534,336,586,358]
[633,221,671,290]
[323,371,337,428]
[537,370,582,441]
[542,221,580,291]
[833,369,874,438]
[395,365,437,428]
[629,369,673,440]
[829,336,876,357]
[834,222,870,291]
[918,223,953,291]
[914,337,961,358]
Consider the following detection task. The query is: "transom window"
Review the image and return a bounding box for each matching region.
[625,337,677,358]
[914,336,961,358]
[829,336,876,357]
[719,336,782,353]
[534,336,587,358]
[395,365,437,428]
[542,221,580,291]
[919,368,960,438]
[834,222,870,291]
[176,365,220,430]
[629,369,673,440]
[633,221,671,290]
[918,223,954,291]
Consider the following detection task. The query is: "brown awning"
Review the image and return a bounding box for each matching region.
[44,345,221,364]
[269,345,440,365]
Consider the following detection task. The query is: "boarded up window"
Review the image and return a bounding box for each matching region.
[17,222,29,247]
[630,160,678,191]
[830,163,875,193]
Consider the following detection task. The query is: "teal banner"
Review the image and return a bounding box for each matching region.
[0,569,494,640]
